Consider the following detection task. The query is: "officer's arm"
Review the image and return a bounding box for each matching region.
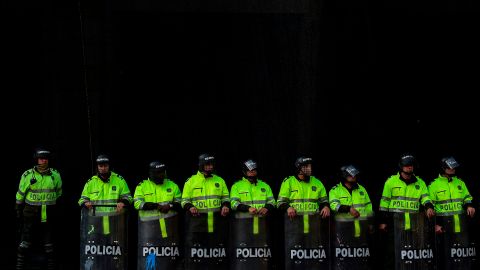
[221,180,230,209]
[78,180,91,207]
[55,173,63,199]
[16,173,29,205]
[329,188,343,212]
[462,181,474,209]
[181,179,194,210]
[379,180,392,224]
[133,184,144,210]
[230,183,245,211]
[364,188,374,216]
[318,182,330,209]
[420,182,433,210]
[170,183,183,213]
[264,185,276,211]
[117,177,133,205]
[277,179,291,212]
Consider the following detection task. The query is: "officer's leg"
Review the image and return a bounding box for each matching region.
[16,219,34,270]
[43,222,57,270]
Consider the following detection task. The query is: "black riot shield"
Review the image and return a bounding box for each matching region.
[393,212,434,270]
[332,218,372,270]
[436,214,476,270]
[137,212,182,270]
[284,213,330,270]
[80,205,128,270]
[184,212,229,270]
[230,213,273,270]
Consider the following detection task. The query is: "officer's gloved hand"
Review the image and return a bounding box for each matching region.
[143,202,159,210]
[158,204,171,213]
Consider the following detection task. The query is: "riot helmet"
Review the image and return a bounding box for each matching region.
[198,153,215,176]
[398,154,416,176]
[96,154,111,180]
[33,148,51,171]
[295,156,313,177]
[341,165,360,179]
[441,156,459,177]
[242,159,258,182]
[149,161,166,183]
[33,148,51,160]
[441,156,459,170]
[96,154,110,165]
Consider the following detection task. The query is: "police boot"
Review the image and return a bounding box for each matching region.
[45,243,57,270]
[16,241,30,270]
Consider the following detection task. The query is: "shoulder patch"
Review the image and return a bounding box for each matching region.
[22,170,32,177]
[282,177,290,182]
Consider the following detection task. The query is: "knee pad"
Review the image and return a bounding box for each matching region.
[44,243,55,254]
[18,241,31,254]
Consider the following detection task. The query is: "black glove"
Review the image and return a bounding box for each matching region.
[142,202,159,210]
[158,204,171,213]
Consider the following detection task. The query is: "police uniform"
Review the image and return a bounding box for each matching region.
[16,165,62,270]
[134,177,182,269]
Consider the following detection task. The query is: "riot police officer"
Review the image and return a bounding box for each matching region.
[134,161,183,270]
[277,157,330,270]
[230,159,276,270]
[15,148,63,270]
[329,165,373,270]
[428,156,475,269]
[378,154,435,269]
[181,153,230,270]
[78,154,132,269]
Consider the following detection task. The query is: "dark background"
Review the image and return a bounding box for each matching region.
[4,0,480,269]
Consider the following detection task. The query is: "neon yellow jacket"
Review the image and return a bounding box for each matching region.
[277,175,328,214]
[134,178,181,220]
[181,171,229,212]
[78,171,133,214]
[428,175,473,216]
[230,177,276,211]
[16,167,62,206]
[329,182,373,220]
[379,173,431,213]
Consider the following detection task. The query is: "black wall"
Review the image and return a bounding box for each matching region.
[4,0,480,269]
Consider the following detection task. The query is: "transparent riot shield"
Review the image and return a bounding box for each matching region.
[80,205,128,270]
[184,212,229,270]
[284,213,330,270]
[230,212,273,270]
[137,211,182,270]
[393,212,434,270]
[436,214,476,270]
[332,218,372,270]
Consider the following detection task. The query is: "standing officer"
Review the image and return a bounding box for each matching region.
[230,159,276,270]
[134,161,183,269]
[181,153,230,270]
[277,157,330,270]
[78,154,132,269]
[378,154,435,269]
[428,156,475,269]
[329,165,374,270]
[15,148,63,270]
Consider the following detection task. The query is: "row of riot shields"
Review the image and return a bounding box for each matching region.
[79,207,477,270]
